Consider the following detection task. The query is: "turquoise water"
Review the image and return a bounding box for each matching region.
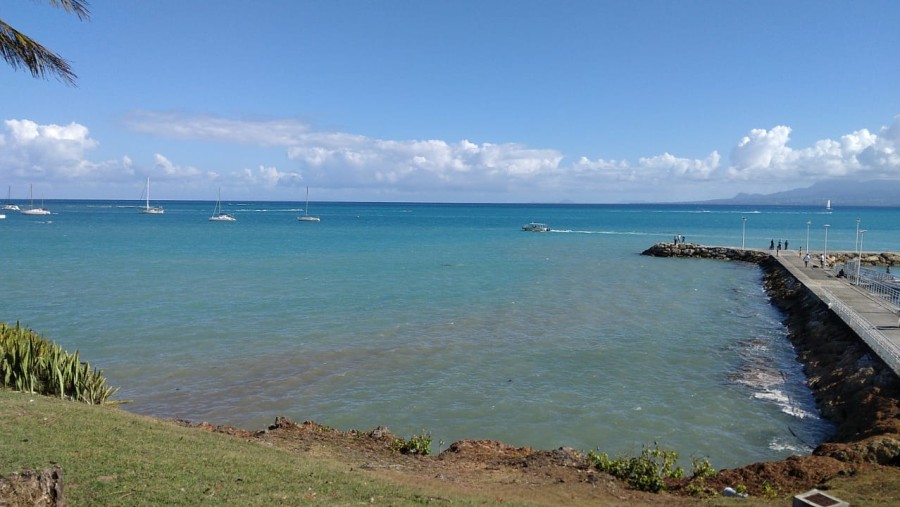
[2,201,898,468]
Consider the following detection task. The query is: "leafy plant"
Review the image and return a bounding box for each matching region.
[588,442,684,493]
[392,430,432,455]
[690,455,717,479]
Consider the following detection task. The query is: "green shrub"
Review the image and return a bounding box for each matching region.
[690,455,717,479]
[0,322,119,404]
[392,430,432,455]
[588,443,684,493]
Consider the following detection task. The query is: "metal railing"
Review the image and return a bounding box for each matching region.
[821,288,900,376]
[843,260,900,306]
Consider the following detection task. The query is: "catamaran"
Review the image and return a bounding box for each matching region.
[298,186,320,222]
[139,177,164,214]
[1,186,19,211]
[20,184,51,215]
[209,187,236,222]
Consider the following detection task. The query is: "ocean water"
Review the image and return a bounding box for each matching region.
[3,200,898,468]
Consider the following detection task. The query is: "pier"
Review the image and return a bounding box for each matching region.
[643,242,900,377]
[773,249,900,376]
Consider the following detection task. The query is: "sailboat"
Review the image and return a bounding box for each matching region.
[209,187,236,222]
[20,184,51,215]
[825,199,832,212]
[298,187,320,222]
[1,186,19,211]
[139,177,164,214]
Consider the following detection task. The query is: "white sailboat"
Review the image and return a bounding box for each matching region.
[209,187,236,222]
[298,186,320,222]
[1,186,19,211]
[139,177,164,214]
[825,199,832,212]
[20,184,51,215]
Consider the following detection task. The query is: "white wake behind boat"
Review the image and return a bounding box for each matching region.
[20,184,50,215]
[139,177,164,214]
[209,187,236,222]
[298,186,320,222]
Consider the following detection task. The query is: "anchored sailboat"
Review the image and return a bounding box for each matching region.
[139,177,164,214]
[20,184,51,215]
[298,187,320,222]
[1,186,19,211]
[209,187,236,222]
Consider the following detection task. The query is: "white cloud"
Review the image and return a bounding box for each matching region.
[5,113,900,202]
[124,111,314,147]
[726,117,900,183]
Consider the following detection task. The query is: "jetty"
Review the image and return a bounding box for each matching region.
[643,242,900,377]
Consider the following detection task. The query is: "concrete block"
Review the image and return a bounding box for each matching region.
[792,489,848,507]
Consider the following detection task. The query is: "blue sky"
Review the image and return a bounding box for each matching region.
[1,1,899,203]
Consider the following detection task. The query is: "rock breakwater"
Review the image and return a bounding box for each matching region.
[642,242,900,466]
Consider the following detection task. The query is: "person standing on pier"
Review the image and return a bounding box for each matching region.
[776,241,781,256]
[785,240,789,250]
[770,239,775,250]
[803,253,810,267]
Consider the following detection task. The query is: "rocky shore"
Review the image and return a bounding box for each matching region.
[642,242,900,467]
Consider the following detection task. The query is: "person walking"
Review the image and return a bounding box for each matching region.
[803,253,810,267]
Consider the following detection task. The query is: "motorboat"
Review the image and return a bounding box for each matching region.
[522,222,550,232]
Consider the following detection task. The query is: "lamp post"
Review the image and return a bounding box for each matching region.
[823,224,830,269]
[857,229,867,284]
[855,217,861,252]
[805,220,811,253]
[741,216,747,250]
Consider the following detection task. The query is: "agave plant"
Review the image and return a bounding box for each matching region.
[0,322,119,404]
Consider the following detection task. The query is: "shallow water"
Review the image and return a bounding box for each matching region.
[3,201,895,468]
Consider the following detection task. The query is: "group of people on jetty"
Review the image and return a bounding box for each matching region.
[762,238,835,270]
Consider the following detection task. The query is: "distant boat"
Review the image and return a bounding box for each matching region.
[0,186,19,211]
[522,222,550,232]
[209,187,236,222]
[139,177,164,214]
[298,187,320,222]
[20,184,51,215]
[825,199,832,212]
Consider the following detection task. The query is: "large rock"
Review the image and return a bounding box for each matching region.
[0,466,64,506]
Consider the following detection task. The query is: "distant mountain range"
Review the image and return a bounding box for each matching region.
[699,180,900,207]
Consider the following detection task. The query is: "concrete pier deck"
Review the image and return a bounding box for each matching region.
[767,249,900,375]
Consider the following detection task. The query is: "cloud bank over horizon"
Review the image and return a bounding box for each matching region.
[2,112,899,202]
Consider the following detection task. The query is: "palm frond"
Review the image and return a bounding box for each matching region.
[48,0,91,21]
[0,20,77,85]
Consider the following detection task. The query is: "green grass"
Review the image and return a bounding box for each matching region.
[0,389,494,506]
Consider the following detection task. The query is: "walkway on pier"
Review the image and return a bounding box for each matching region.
[771,249,900,375]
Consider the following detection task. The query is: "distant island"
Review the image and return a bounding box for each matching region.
[695,179,900,207]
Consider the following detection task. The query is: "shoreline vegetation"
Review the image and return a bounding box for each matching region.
[3,244,900,505]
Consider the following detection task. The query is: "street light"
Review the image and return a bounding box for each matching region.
[855,217,861,251]
[806,220,811,253]
[823,224,830,269]
[741,216,747,249]
[857,229,867,284]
